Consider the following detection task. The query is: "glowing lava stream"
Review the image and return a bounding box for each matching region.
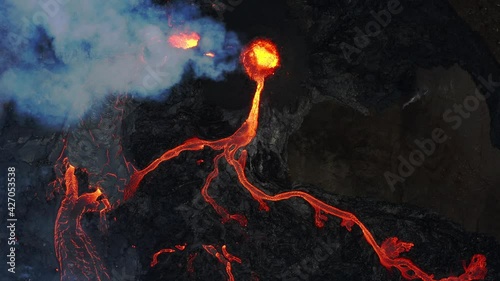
[203,245,242,281]
[150,243,187,267]
[55,159,111,281]
[151,244,241,281]
[52,31,213,281]
[125,38,486,281]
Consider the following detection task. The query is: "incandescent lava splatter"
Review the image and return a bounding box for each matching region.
[124,38,487,281]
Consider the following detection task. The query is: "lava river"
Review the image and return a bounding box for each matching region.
[124,39,488,281]
[53,37,488,281]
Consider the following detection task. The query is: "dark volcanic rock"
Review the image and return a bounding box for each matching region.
[294,0,500,145]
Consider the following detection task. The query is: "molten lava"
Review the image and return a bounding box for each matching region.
[168,32,200,49]
[54,159,111,281]
[151,248,176,267]
[241,39,280,81]
[150,243,240,281]
[123,38,487,281]
[52,98,131,281]
[203,245,241,281]
[150,243,187,267]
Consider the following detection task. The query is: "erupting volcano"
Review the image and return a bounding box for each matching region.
[52,38,488,281]
[122,38,487,281]
[0,0,496,278]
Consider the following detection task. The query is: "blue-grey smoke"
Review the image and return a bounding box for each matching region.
[0,0,241,126]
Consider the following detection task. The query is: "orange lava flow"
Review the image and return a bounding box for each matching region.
[151,248,176,267]
[124,39,487,281]
[203,245,242,281]
[168,32,200,49]
[54,159,111,281]
[150,243,187,267]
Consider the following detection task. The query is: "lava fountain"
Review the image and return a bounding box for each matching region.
[125,38,487,281]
